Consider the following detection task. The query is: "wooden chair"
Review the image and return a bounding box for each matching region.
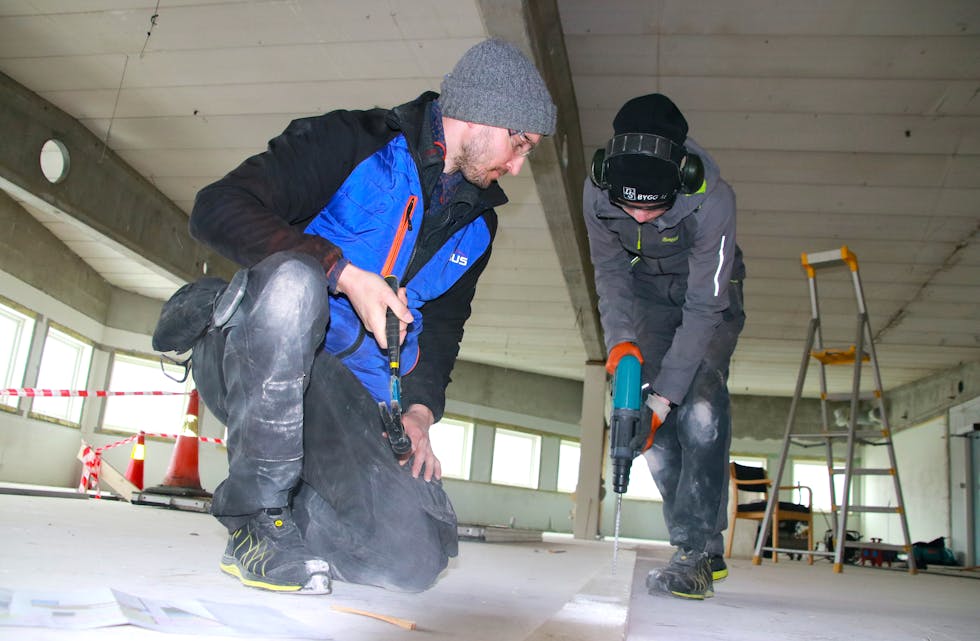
[725,462,814,564]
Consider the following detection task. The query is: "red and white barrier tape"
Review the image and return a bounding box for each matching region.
[78,433,139,494]
[78,442,105,493]
[3,388,190,397]
[0,386,219,496]
[78,431,224,495]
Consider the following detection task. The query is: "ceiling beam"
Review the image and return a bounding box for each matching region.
[478,0,606,363]
[0,189,111,322]
[0,70,234,285]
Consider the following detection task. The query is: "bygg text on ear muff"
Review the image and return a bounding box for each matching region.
[590,132,704,195]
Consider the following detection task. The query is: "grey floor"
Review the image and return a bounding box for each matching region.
[0,489,977,640]
[627,545,980,641]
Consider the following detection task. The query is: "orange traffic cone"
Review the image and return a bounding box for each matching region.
[144,390,212,498]
[124,431,145,490]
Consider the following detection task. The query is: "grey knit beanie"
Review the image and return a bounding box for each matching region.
[440,39,556,136]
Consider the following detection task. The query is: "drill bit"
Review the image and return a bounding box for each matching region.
[612,493,623,574]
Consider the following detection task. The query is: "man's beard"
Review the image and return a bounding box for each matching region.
[453,129,506,189]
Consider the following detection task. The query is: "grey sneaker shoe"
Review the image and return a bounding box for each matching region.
[220,507,331,594]
[646,549,714,600]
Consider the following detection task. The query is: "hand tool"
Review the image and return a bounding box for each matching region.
[378,274,413,456]
[608,351,643,572]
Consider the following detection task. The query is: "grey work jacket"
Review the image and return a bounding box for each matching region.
[582,138,745,403]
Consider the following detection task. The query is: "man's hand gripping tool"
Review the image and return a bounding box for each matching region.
[378,275,413,456]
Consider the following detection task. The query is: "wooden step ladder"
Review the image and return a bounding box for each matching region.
[752,246,917,574]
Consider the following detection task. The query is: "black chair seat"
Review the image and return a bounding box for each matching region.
[728,462,815,563]
[739,500,811,514]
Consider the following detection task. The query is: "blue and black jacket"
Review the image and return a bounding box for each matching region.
[189,92,503,419]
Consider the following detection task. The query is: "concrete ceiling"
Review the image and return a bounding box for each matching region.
[0,0,977,398]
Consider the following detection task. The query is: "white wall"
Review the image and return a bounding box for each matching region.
[861,416,948,544]
[0,270,228,491]
[948,395,980,563]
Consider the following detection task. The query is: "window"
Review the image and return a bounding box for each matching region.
[556,439,580,493]
[31,326,93,424]
[0,301,36,411]
[102,354,195,435]
[792,460,847,513]
[490,427,541,489]
[428,417,473,480]
[624,453,662,500]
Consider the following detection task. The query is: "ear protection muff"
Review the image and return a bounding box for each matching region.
[590,147,609,188]
[677,152,704,194]
[590,133,704,194]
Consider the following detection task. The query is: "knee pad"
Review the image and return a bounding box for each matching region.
[251,252,330,329]
[213,269,247,327]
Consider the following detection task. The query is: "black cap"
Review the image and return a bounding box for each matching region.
[607,94,689,208]
[613,93,688,143]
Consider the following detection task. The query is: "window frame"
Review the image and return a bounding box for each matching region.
[29,322,94,427]
[791,458,848,513]
[99,350,196,436]
[428,415,474,481]
[490,426,542,490]
[0,296,38,413]
[556,438,580,494]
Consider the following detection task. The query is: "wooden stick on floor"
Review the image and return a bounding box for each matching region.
[330,605,417,631]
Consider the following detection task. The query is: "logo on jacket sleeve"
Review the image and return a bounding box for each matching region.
[450,252,468,266]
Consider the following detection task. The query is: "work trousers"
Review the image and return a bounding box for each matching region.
[635,275,745,555]
[190,251,457,591]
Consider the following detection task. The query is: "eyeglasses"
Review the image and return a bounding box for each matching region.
[507,129,536,157]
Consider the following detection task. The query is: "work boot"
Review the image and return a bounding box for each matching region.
[709,554,728,582]
[220,507,331,594]
[646,549,714,600]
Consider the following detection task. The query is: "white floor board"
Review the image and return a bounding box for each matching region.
[626,544,979,640]
[0,492,620,640]
[1,491,977,640]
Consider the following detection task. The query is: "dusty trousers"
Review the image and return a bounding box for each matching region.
[636,276,745,554]
[190,251,458,591]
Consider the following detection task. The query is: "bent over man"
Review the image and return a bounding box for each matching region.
[583,93,745,600]
[153,39,556,594]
